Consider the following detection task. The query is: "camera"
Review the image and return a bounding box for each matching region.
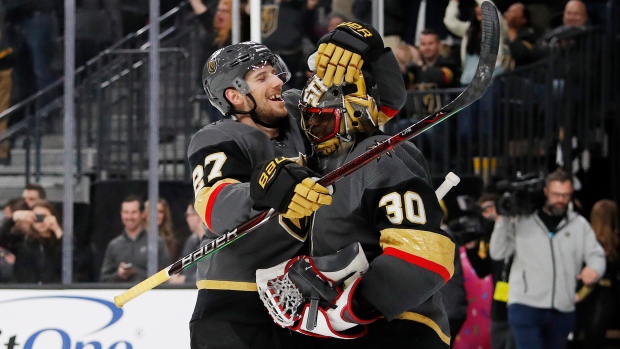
[35,214,46,223]
[446,195,495,245]
[495,172,545,216]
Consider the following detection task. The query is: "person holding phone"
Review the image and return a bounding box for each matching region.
[0,199,64,283]
[99,195,171,283]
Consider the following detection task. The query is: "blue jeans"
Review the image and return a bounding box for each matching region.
[14,11,56,96]
[508,303,575,349]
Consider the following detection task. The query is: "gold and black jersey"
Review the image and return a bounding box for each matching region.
[187,90,312,323]
[310,134,455,344]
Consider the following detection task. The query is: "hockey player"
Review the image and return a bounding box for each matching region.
[188,41,331,349]
[256,73,455,347]
[188,21,403,349]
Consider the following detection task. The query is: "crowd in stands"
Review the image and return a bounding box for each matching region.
[0,0,607,114]
[0,0,617,348]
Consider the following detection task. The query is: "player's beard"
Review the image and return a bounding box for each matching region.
[254,101,287,125]
[545,202,568,217]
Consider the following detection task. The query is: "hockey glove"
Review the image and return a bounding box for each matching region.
[250,157,332,219]
[310,22,384,87]
[256,242,380,339]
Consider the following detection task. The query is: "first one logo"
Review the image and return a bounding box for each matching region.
[0,295,132,349]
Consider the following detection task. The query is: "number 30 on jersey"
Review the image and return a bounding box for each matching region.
[379,191,427,225]
[192,152,227,195]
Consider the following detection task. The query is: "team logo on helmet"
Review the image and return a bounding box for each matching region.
[207,58,217,74]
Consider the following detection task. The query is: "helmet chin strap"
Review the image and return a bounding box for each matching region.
[229,93,282,129]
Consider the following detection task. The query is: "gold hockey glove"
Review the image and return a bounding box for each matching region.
[312,22,384,87]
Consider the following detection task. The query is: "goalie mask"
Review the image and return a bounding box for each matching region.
[299,74,380,156]
[203,41,291,116]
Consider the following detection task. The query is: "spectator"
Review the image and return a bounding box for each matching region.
[574,199,619,349]
[330,0,355,24]
[145,198,180,261]
[0,5,15,164]
[75,0,123,67]
[0,197,29,234]
[539,0,589,47]
[503,2,538,68]
[489,168,606,349]
[404,28,459,88]
[189,0,248,122]
[443,0,508,156]
[443,0,508,86]
[404,0,451,46]
[325,11,348,33]
[393,29,458,163]
[5,184,47,237]
[310,10,350,45]
[464,194,516,349]
[456,239,494,348]
[99,195,171,283]
[351,0,412,50]
[189,0,236,46]
[0,200,63,283]
[393,40,421,86]
[261,0,320,90]
[0,198,28,283]
[4,0,57,101]
[22,182,46,208]
[169,203,206,284]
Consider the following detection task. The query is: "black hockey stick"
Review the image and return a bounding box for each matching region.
[114,1,499,307]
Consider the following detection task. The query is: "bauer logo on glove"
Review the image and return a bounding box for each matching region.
[309,21,384,87]
[337,22,375,38]
[258,156,288,188]
[250,157,332,219]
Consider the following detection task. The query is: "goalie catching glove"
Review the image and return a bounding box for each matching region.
[256,242,382,339]
[308,22,384,87]
[250,157,332,219]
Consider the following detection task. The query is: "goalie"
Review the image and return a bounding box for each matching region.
[257,54,455,348]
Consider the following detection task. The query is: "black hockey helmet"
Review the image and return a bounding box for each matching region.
[202,41,291,115]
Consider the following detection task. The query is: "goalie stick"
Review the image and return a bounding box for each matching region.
[113,1,499,308]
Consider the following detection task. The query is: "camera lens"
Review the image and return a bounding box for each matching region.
[497,194,517,216]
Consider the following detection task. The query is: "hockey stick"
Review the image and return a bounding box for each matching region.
[114,1,499,308]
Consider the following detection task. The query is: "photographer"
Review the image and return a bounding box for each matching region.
[462,194,516,349]
[0,200,64,283]
[489,168,606,349]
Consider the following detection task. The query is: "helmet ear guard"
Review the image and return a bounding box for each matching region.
[340,76,380,135]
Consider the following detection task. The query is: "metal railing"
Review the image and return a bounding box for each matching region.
[388,26,614,188]
[0,2,207,183]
